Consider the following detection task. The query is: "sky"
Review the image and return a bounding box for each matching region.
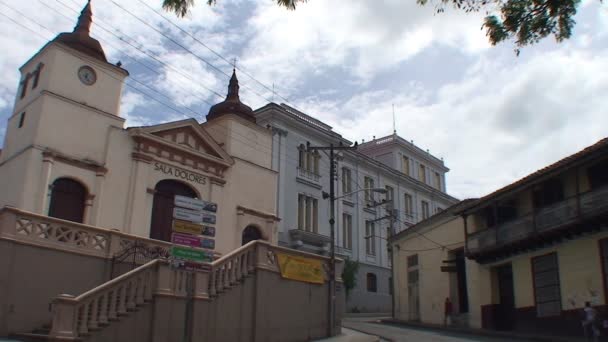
[0,0,607,200]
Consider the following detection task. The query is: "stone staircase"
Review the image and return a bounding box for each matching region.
[9,241,258,342]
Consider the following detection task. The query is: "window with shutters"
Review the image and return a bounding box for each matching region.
[421,200,430,220]
[364,176,375,202]
[342,167,352,194]
[435,172,441,190]
[402,156,410,175]
[385,185,394,209]
[365,220,376,255]
[342,213,352,249]
[298,194,318,233]
[404,193,413,221]
[532,253,561,317]
[419,164,426,183]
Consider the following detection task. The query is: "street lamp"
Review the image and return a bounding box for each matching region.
[325,186,387,336]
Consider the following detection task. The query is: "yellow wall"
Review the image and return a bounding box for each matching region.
[394,215,465,325]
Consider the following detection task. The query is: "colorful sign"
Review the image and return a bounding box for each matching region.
[172,232,201,248]
[172,220,203,235]
[202,213,216,224]
[200,238,215,249]
[170,259,212,272]
[201,225,215,237]
[174,196,217,213]
[171,246,213,262]
[276,253,325,284]
[171,233,216,250]
[173,207,202,223]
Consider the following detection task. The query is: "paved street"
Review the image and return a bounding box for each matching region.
[342,317,535,342]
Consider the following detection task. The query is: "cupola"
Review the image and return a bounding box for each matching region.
[206,70,255,123]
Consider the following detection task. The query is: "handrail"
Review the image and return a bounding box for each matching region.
[74,259,162,301]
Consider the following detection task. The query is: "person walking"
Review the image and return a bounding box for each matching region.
[444,297,453,327]
[582,301,600,342]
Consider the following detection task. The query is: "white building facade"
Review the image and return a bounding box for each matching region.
[255,103,458,312]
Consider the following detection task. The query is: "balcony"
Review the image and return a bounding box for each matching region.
[467,185,608,262]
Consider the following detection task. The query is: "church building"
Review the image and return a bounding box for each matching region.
[0,2,279,256]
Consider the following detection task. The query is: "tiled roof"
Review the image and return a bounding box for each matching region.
[460,137,608,213]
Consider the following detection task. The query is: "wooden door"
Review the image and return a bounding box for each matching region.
[495,264,515,330]
[48,178,87,223]
[150,180,197,242]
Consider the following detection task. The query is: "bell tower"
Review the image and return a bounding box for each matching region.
[1,0,128,163]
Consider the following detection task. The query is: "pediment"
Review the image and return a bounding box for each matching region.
[128,119,233,177]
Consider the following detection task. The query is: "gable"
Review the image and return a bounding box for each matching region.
[151,126,222,159]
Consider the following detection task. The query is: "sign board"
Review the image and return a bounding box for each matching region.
[172,233,216,250]
[171,246,213,262]
[170,259,212,272]
[276,253,325,284]
[173,207,202,223]
[202,213,216,225]
[200,238,215,250]
[201,225,215,237]
[174,196,218,213]
[172,232,202,248]
[173,220,203,235]
[440,266,457,273]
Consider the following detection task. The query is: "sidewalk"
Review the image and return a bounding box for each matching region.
[380,318,589,342]
[314,328,380,342]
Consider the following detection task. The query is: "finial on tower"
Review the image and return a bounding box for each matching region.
[74,0,93,35]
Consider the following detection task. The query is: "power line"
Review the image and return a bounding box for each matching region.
[103,0,273,104]
[132,0,294,105]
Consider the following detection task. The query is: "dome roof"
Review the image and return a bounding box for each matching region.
[206,70,255,123]
[52,1,107,62]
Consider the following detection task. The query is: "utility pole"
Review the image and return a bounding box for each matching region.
[307,141,357,337]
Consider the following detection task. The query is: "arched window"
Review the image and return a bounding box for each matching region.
[366,273,377,293]
[150,180,197,242]
[242,225,262,245]
[48,178,87,223]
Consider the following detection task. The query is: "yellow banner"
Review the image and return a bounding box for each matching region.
[172,220,203,235]
[276,253,325,284]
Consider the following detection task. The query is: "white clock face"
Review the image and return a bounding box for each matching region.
[78,66,97,85]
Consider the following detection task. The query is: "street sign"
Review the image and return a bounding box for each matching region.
[171,233,216,250]
[173,220,203,235]
[201,238,215,250]
[202,213,216,224]
[201,225,215,237]
[172,232,202,248]
[174,195,218,213]
[171,246,213,262]
[173,207,202,223]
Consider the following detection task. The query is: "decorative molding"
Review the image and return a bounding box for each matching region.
[236,205,281,221]
[131,152,153,164]
[42,149,107,174]
[295,176,323,190]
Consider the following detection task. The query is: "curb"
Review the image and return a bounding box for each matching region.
[379,318,586,342]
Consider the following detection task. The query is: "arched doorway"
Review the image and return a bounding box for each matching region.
[241,225,262,245]
[150,180,197,242]
[48,178,87,223]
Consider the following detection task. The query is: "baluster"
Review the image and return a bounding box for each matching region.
[136,275,145,305]
[241,253,248,277]
[78,303,89,335]
[144,271,153,301]
[223,264,230,288]
[230,259,236,284]
[248,250,255,272]
[216,267,224,292]
[127,279,137,309]
[108,289,117,320]
[117,284,127,315]
[209,269,217,296]
[98,292,108,325]
[88,297,99,330]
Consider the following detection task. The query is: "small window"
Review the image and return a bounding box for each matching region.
[19,76,29,99]
[342,213,352,249]
[18,112,26,128]
[435,172,441,189]
[366,273,377,292]
[32,63,44,89]
[402,156,410,175]
[364,177,375,202]
[419,164,426,183]
[365,220,376,255]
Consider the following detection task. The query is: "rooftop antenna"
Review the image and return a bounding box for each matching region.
[232,57,237,69]
[392,104,396,134]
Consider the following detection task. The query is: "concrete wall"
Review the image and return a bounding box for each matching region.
[347,264,391,313]
[0,240,111,336]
